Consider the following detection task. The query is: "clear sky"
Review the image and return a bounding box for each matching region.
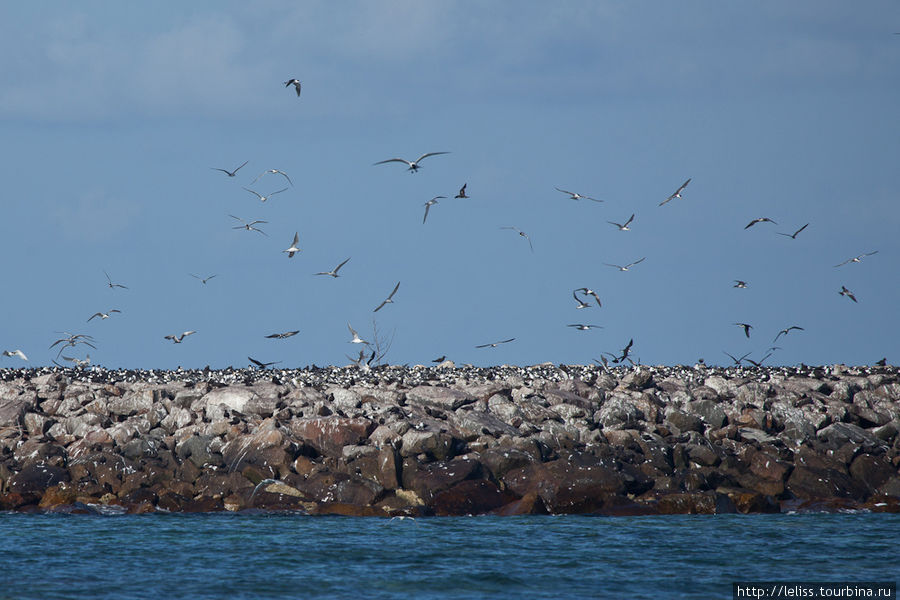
[1,2,898,370]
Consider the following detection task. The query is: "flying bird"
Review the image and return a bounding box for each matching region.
[190,274,218,284]
[283,232,301,258]
[555,187,601,202]
[284,79,302,97]
[230,215,268,236]
[723,350,752,366]
[660,178,691,206]
[62,354,90,367]
[165,331,196,344]
[211,160,248,177]
[567,324,603,331]
[49,333,96,358]
[243,187,288,202]
[315,257,350,278]
[574,288,602,307]
[476,338,515,349]
[833,251,878,267]
[607,214,635,231]
[2,349,28,361]
[501,226,533,252]
[348,323,369,345]
[773,326,804,343]
[744,217,778,229]
[104,270,128,290]
[455,184,468,198]
[432,356,447,363]
[776,223,809,239]
[422,196,445,224]
[734,322,753,338]
[605,339,635,364]
[604,257,646,271]
[248,356,280,369]
[374,281,400,312]
[252,169,293,186]
[266,330,299,339]
[572,290,591,310]
[87,309,121,322]
[733,280,748,288]
[839,285,858,303]
[374,152,449,172]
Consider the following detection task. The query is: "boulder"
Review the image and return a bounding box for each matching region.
[431,480,518,516]
[290,417,374,456]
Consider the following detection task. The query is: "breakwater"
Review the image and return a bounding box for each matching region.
[1,363,898,515]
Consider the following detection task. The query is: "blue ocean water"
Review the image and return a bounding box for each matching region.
[0,512,896,600]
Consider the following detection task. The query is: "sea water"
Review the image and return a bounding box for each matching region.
[0,512,897,599]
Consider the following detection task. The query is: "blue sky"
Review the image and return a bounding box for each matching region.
[2,2,899,370]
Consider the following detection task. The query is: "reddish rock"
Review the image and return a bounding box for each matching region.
[310,502,389,517]
[401,457,482,503]
[8,462,70,494]
[656,492,718,514]
[345,446,400,490]
[749,451,793,481]
[431,480,518,516]
[295,471,384,506]
[290,417,375,456]
[479,447,537,480]
[491,491,549,516]
[849,454,896,493]
[38,483,78,509]
[861,495,900,513]
[596,495,661,516]
[786,466,868,500]
[717,487,780,513]
[503,451,625,514]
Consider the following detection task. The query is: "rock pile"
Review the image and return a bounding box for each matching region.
[1,362,898,515]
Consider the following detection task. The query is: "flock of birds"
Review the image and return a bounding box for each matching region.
[0,77,888,370]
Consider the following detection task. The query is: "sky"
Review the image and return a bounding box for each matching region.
[1,2,899,370]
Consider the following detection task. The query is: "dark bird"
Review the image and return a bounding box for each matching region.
[745,352,773,367]
[432,356,446,363]
[734,322,753,338]
[839,285,858,303]
[773,326,804,343]
[476,338,515,349]
[104,270,128,290]
[723,350,751,366]
[315,257,351,278]
[834,251,878,267]
[374,152,449,172]
[776,223,809,239]
[501,227,533,252]
[733,280,748,288]
[230,215,268,236]
[876,358,887,367]
[374,281,400,312]
[284,79,302,96]
[249,356,280,369]
[164,331,196,344]
[266,330,299,339]
[455,184,468,198]
[608,214,635,231]
[422,196,445,224]
[604,338,635,364]
[572,290,591,309]
[659,178,691,206]
[574,287,602,307]
[211,160,248,177]
[555,187,601,202]
[744,217,778,229]
[190,273,218,284]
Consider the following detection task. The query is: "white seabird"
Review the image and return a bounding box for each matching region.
[315,257,350,277]
[374,152,449,173]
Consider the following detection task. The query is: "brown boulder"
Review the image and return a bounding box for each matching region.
[786,466,868,500]
[491,491,549,516]
[502,451,625,514]
[290,417,374,456]
[295,471,384,506]
[401,457,482,503]
[849,454,896,493]
[431,480,518,516]
[8,461,70,494]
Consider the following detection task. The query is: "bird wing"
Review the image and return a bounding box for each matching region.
[555,187,574,196]
[624,214,635,227]
[248,356,264,368]
[423,203,431,223]
[270,188,289,197]
[415,152,450,163]
[243,188,264,199]
[373,300,388,313]
[233,160,248,173]
[387,281,400,299]
[291,232,299,246]
[374,158,413,167]
[87,313,102,321]
[334,257,351,273]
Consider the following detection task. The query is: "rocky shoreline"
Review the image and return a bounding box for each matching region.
[1,362,899,516]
